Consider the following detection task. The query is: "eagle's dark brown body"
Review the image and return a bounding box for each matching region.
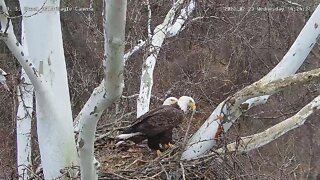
[122,103,184,150]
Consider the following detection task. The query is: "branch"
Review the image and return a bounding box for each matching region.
[123,40,145,63]
[136,0,186,117]
[229,68,320,111]
[280,0,302,7]
[124,0,196,64]
[216,94,320,154]
[182,68,320,160]
[16,19,34,179]
[146,0,152,39]
[75,0,197,128]
[182,4,320,160]
[0,0,43,91]
[78,0,127,179]
[16,71,34,179]
[0,67,9,90]
[167,0,195,37]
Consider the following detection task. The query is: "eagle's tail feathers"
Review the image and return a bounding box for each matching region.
[116,132,143,140]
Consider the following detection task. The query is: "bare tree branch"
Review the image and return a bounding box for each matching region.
[216,94,320,154]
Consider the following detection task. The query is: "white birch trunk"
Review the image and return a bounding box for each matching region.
[16,72,33,180]
[77,1,126,179]
[0,3,40,179]
[16,21,33,180]
[1,1,81,177]
[0,68,8,90]
[167,0,195,37]
[182,4,320,160]
[136,0,190,117]
[0,2,41,89]
[19,1,78,178]
[0,0,79,178]
[73,0,196,127]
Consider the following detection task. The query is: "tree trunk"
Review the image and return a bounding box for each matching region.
[136,0,190,117]
[16,16,33,180]
[77,0,126,179]
[182,4,320,160]
[18,1,78,178]
[16,72,33,180]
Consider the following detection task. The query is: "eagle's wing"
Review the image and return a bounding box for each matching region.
[122,106,168,134]
[131,106,167,126]
[123,105,184,137]
[134,106,184,136]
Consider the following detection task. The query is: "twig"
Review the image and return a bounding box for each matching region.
[17,164,43,180]
[159,162,169,179]
[4,18,10,34]
[96,111,135,130]
[180,162,186,180]
[280,0,302,7]
[146,0,152,39]
[100,172,133,180]
[181,111,195,158]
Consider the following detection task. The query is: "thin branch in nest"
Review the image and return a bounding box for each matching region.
[97,111,135,131]
[181,111,195,151]
[159,162,169,179]
[124,158,147,170]
[4,18,10,34]
[180,162,186,180]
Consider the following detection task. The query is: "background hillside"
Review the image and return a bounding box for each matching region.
[1,0,320,179]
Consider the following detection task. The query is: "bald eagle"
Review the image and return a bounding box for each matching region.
[116,96,196,155]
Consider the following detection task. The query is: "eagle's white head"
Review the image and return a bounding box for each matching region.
[177,96,196,113]
[163,97,178,105]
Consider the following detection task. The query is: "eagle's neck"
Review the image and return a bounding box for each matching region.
[177,101,187,113]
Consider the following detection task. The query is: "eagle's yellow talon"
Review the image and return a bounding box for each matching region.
[164,143,174,149]
[163,144,169,149]
[156,150,162,157]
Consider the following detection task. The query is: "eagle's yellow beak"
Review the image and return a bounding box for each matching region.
[189,103,196,111]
